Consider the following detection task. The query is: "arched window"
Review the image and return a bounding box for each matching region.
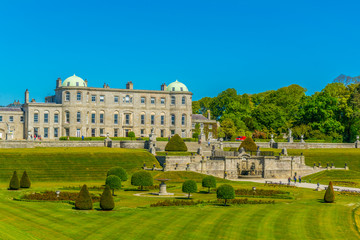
[77,92,81,101]
[182,96,186,105]
[182,114,186,126]
[171,114,175,125]
[114,111,119,124]
[151,113,155,125]
[65,111,70,123]
[140,113,145,125]
[77,112,81,123]
[171,96,176,105]
[65,92,70,101]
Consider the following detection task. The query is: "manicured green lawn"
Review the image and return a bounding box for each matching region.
[0,148,159,182]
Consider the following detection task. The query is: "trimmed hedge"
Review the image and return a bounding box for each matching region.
[217,184,235,206]
[324,181,335,203]
[100,185,115,210]
[202,176,216,193]
[131,171,153,190]
[105,175,122,196]
[182,180,198,199]
[75,184,93,210]
[20,171,31,188]
[165,134,188,152]
[239,137,257,152]
[107,167,128,182]
[9,171,20,190]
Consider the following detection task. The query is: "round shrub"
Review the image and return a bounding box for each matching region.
[9,171,20,190]
[217,184,235,206]
[165,134,188,152]
[100,185,115,210]
[182,180,198,199]
[105,175,122,196]
[107,167,128,182]
[20,171,31,188]
[202,176,216,193]
[239,137,257,152]
[75,184,93,210]
[128,131,135,139]
[324,181,335,203]
[131,171,153,190]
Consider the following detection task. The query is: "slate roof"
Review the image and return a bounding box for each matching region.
[0,107,22,112]
[192,114,210,121]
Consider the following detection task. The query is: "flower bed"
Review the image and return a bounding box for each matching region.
[21,191,100,202]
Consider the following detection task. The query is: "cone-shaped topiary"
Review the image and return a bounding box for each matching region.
[9,171,20,190]
[165,134,188,152]
[217,184,235,206]
[20,171,31,188]
[238,137,257,152]
[75,184,93,210]
[100,185,115,210]
[324,181,335,203]
[105,175,122,196]
[107,167,128,182]
[182,180,198,199]
[202,176,216,193]
[131,171,153,190]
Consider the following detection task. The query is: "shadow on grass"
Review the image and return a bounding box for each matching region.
[199,190,213,194]
[124,188,149,192]
[175,197,192,200]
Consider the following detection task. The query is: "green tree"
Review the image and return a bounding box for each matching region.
[131,171,153,190]
[128,131,135,140]
[202,176,216,193]
[239,137,257,152]
[75,184,93,210]
[217,184,235,206]
[220,118,237,140]
[182,180,198,199]
[324,181,335,203]
[9,171,20,190]
[100,185,115,210]
[107,167,128,182]
[20,171,31,188]
[165,134,188,152]
[105,175,122,196]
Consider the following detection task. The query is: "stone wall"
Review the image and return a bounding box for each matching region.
[222,141,357,149]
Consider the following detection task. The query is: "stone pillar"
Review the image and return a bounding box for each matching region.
[56,78,62,88]
[25,89,29,104]
[355,136,360,148]
[269,134,276,148]
[300,135,305,143]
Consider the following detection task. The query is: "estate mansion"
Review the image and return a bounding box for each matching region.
[0,75,213,140]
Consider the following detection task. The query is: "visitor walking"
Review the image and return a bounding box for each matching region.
[294,176,297,183]
[299,176,302,183]
[208,140,210,147]
[288,177,291,185]
[82,135,84,141]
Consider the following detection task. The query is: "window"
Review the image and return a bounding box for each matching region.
[124,95,130,103]
[141,97,146,104]
[91,95,96,102]
[182,96,186,105]
[114,129,118,137]
[65,92,70,101]
[125,114,130,125]
[161,115,165,125]
[100,113,104,124]
[54,128,58,138]
[171,96,175,105]
[91,113,96,124]
[76,82,79,87]
[141,114,145,125]
[100,128,104,136]
[182,115,186,126]
[77,92,81,101]
[34,128,39,137]
[54,113,59,123]
[0,116,2,122]
[114,114,118,124]
[180,87,183,91]
[161,98,165,105]
[9,116,13,122]
[77,112,81,123]
[91,128,96,137]
[65,128,69,137]
[141,129,145,136]
[44,128,48,138]
[34,113,39,123]
[44,113,48,123]
[161,129,164,137]
[171,129,175,136]
[67,82,70,87]
[172,87,175,91]
[171,114,175,125]
[114,96,119,103]
[65,112,70,123]
[209,125,213,129]
[151,115,155,125]
[151,97,155,104]
[20,116,24,122]
[192,123,195,128]
[100,95,105,102]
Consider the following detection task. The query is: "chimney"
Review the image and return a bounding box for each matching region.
[207,110,211,120]
[161,83,167,91]
[103,83,107,88]
[56,78,62,88]
[126,81,133,89]
[25,89,29,104]
[84,79,88,87]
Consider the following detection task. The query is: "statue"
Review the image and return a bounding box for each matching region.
[288,128,292,138]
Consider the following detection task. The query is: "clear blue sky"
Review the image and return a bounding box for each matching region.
[0,0,360,105]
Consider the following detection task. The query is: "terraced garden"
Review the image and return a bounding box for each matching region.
[0,147,359,239]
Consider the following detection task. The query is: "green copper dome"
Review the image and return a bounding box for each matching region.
[166,80,189,92]
[62,74,87,87]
